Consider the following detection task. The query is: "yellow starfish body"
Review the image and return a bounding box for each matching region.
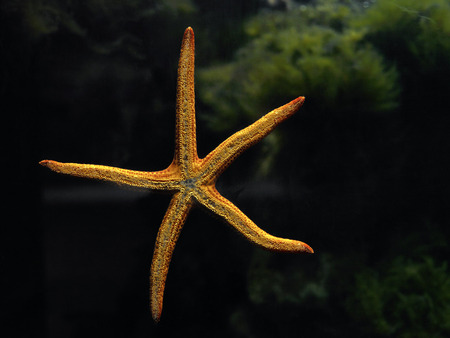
[40,27,313,322]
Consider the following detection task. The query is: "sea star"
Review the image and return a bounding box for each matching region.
[40,27,313,322]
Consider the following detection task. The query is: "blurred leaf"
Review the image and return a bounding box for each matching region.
[353,0,450,93]
[348,256,450,337]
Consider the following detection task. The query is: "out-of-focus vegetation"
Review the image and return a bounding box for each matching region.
[349,256,450,337]
[354,0,450,121]
[354,0,450,73]
[199,0,399,131]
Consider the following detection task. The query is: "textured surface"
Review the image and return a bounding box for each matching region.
[40,27,313,322]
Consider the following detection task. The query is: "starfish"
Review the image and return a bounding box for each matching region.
[40,27,313,322]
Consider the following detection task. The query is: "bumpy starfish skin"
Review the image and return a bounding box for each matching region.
[40,27,313,322]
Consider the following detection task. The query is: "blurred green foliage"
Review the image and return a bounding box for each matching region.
[348,256,450,337]
[353,0,450,110]
[198,0,399,134]
[354,0,450,69]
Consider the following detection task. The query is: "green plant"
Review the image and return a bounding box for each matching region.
[348,256,450,337]
[198,0,399,133]
[353,0,450,98]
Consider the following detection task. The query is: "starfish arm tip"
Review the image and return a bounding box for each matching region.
[39,159,57,168]
[152,310,161,323]
[304,243,314,254]
[184,26,194,37]
[269,240,314,254]
[293,96,306,106]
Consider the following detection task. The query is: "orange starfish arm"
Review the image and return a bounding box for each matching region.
[150,191,193,322]
[172,27,200,177]
[199,97,305,182]
[39,160,180,190]
[196,186,313,253]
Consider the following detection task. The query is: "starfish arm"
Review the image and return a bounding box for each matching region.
[196,186,313,253]
[172,27,199,177]
[200,97,305,182]
[39,160,180,190]
[150,191,193,322]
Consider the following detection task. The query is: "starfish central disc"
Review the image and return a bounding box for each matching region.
[40,27,313,322]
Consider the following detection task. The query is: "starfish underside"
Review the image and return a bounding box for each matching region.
[40,27,313,322]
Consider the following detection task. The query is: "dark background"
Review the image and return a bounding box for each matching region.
[2,0,450,337]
